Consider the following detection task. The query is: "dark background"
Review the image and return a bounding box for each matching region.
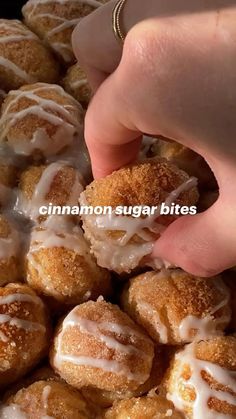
[1,1,27,19]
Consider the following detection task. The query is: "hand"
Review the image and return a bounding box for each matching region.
[72,0,236,277]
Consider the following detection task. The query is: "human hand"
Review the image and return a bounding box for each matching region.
[72,0,236,277]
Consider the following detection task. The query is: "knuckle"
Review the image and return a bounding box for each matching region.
[123,21,173,82]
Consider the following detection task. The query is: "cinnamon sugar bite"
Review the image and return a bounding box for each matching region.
[0,83,84,159]
[62,63,91,108]
[0,283,50,390]
[164,336,236,418]
[0,214,22,286]
[80,158,199,274]
[16,161,84,221]
[0,19,60,91]
[50,300,154,393]
[26,216,111,305]
[121,269,231,345]
[1,379,94,419]
[22,0,109,65]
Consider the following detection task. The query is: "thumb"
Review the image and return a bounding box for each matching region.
[152,198,236,277]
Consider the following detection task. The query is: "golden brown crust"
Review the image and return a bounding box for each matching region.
[5,379,93,419]
[85,158,199,208]
[0,83,84,159]
[50,300,154,393]
[27,245,111,305]
[150,137,216,190]
[81,346,167,408]
[23,0,108,65]
[104,395,184,419]
[195,336,236,370]
[121,269,231,345]
[164,337,236,417]
[0,20,60,91]
[19,163,83,204]
[0,215,22,285]
[62,64,91,108]
[0,283,51,389]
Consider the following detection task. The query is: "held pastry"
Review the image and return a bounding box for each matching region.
[1,379,93,419]
[0,214,21,286]
[23,0,108,65]
[121,269,231,345]
[16,161,84,221]
[80,158,199,274]
[0,283,50,389]
[0,19,60,91]
[0,83,84,159]
[26,216,111,305]
[164,336,236,418]
[50,300,154,392]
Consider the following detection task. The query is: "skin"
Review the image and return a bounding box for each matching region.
[72,0,236,277]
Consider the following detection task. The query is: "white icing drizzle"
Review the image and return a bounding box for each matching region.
[80,177,197,272]
[70,78,88,90]
[0,57,35,84]
[179,278,231,342]
[54,306,151,384]
[23,0,102,61]
[41,385,55,419]
[136,301,168,344]
[27,217,93,296]
[0,314,45,333]
[0,291,45,342]
[167,343,236,419]
[60,310,150,358]
[29,215,90,260]
[15,161,83,220]
[0,222,19,260]
[0,20,38,84]
[0,84,83,156]
[0,404,27,419]
[0,292,43,307]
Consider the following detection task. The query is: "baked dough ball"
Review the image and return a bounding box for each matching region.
[26,216,111,305]
[121,269,231,345]
[62,64,91,108]
[80,158,199,274]
[0,215,21,286]
[142,136,216,190]
[23,0,108,65]
[0,19,60,91]
[0,83,84,159]
[104,395,184,419]
[1,379,93,419]
[17,161,84,221]
[50,300,154,392]
[0,283,50,389]
[81,346,166,408]
[164,336,236,418]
